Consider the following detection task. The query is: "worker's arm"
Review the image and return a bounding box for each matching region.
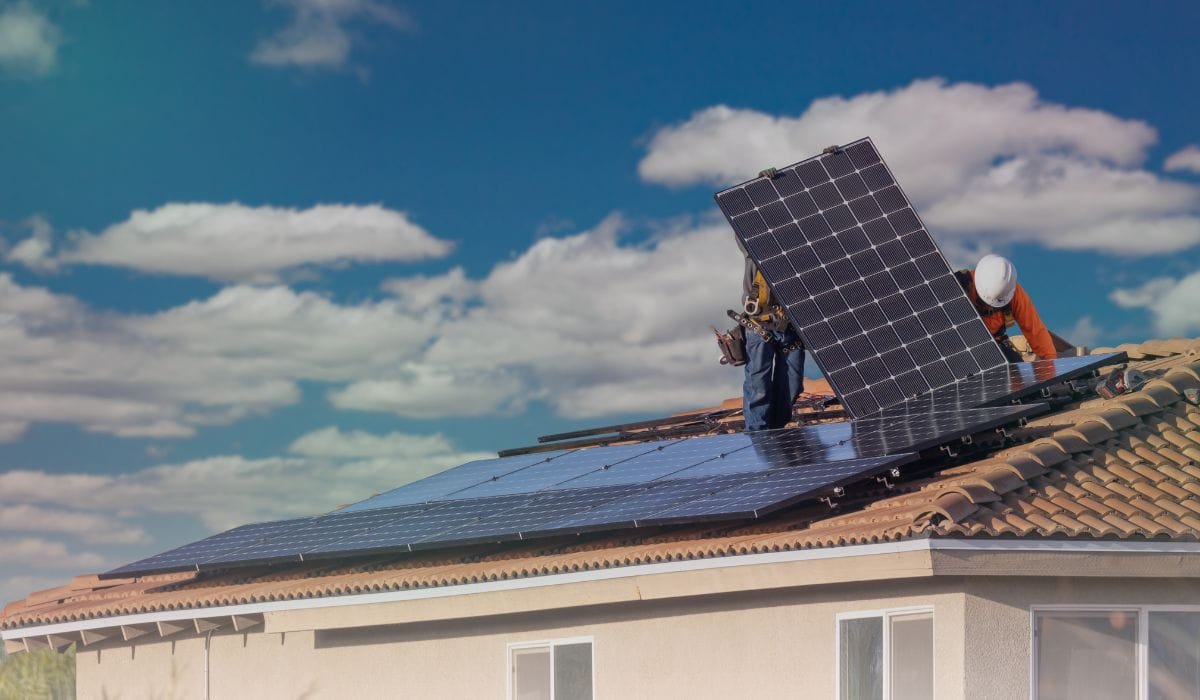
[1009,284,1057,359]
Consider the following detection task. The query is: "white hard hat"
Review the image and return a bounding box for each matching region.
[974,254,1017,308]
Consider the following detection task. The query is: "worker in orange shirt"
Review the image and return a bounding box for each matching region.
[956,254,1057,362]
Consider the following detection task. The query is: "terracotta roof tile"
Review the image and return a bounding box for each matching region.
[1042,433,1096,454]
[1156,482,1195,504]
[1099,512,1142,535]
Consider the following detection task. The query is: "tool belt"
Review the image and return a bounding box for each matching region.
[714,324,748,366]
[729,310,804,352]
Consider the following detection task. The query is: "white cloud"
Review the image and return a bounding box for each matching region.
[1064,315,1102,349]
[289,425,458,459]
[4,214,55,271]
[329,365,527,418]
[0,274,442,437]
[0,504,149,544]
[638,78,1200,256]
[1111,273,1200,336]
[250,0,411,70]
[0,209,749,438]
[12,203,451,282]
[0,430,491,533]
[0,537,105,569]
[344,214,747,419]
[0,2,60,78]
[1166,145,1200,174]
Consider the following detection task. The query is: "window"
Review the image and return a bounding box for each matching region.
[1033,607,1200,699]
[509,638,593,700]
[838,608,934,700]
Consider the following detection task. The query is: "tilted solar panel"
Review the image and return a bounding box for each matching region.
[714,138,1007,417]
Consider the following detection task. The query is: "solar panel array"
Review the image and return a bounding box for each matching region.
[714,138,1007,418]
[108,454,914,575]
[106,401,1044,577]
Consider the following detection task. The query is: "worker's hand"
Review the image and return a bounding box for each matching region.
[758,167,778,179]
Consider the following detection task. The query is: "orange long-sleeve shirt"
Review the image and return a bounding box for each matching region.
[965,270,1057,360]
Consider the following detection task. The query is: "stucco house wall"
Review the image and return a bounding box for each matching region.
[72,571,1200,700]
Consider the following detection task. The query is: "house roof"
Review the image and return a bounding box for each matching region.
[5,337,1200,633]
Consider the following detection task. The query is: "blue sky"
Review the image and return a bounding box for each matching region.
[1,0,1198,600]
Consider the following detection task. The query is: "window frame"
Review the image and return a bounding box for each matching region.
[507,635,595,700]
[835,605,936,700]
[1029,604,1200,700]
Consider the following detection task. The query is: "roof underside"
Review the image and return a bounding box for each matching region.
[6,337,1200,632]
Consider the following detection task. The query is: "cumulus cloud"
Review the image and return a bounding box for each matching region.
[11,203,451,282]
[329,366,527,418]
[0,274,439,438]
[1111,274,1200,336]
[0,430,491,533]
[0,504,149,544]
[1166,145,1200,174]
[288,425,459,459]
[638,78,1200,256]
[250,0,411,71]
[0,1,60,78]
[1064,315,1103,349]
[4,214,55,271]
[0,212,746,437]
[0,538,105,569]
[346,214,747,418]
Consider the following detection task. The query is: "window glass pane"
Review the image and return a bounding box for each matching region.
[554,642,593,700]
[840,617,883,700]
[1149,611,1200,700]
[1036,611,1137,700]
[512,647,551,700]
[890,612,933,700]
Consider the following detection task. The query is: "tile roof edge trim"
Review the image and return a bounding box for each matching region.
[8,538,1200,640]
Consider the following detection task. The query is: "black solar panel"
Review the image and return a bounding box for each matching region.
[641,454,918,524]
[446,440,683,499]
[715,138,1007,417]
[103,519,301,576]
[337,449,578,512]
[896,353,1126,414]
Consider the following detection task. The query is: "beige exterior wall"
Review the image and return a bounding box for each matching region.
[960,575,1200,700]
[76,578,966,699]
[70,554,1200,699]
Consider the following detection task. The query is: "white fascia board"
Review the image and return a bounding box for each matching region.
[7,538,1200,641]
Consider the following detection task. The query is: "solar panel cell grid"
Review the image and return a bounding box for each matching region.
[716,137,1009,417]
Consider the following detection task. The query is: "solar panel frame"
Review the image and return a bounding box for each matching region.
[715,138,1007,418]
